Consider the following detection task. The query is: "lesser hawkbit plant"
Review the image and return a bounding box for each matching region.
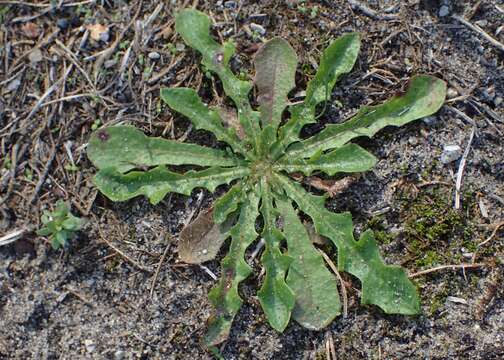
[87,9,446,347]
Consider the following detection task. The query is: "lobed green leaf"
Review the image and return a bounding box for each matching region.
[174,9,260,150]
[213,183,243,224]
[205,189,260,346]
[257,180,295,332]
[254,38,297,130]
[160,88,248,157]
[275,173,420,315]
[275,195,341,330]
[304,33,361,108]
[286,75,447,159]
[274,143,377,176]
[343,230,420,314]
[270,33,360,159]
[88,126,241,172]
[93,166,249,205]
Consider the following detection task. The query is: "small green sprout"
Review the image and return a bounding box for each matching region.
[87,9,447,349]
[91,118,102,131]
[37,200,85,250]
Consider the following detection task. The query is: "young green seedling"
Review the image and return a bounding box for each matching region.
[37,200,85,249]
[87,9,446,348]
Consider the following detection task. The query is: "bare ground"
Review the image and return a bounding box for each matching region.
[1,0,503,359]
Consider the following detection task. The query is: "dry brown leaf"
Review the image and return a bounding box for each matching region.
[178,208,232,264]
[86,23,109,42]
[21,22,41,39]
[306,176,355,197]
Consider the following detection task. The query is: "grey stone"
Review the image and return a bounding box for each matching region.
[250,23,266,35]
[28,48,43,63]
[446,87,458,99]
[56,18,69,30]
[439,5,450,17]
[148,51,160,60]
[6,78,21,92]
[99,30,110,43]
[224,1,236,9]
[104,59,117,69]
[84,339,95,353]
[440,144,462,164]
[422,116,437,126]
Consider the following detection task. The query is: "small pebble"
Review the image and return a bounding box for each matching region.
[114,350,125,360]
[440,144,461,164]
[175,42,185,52]
[482,88,495,101]
[104,59,117,69]
[223,28,234,37]
[84,339,95,353]
[408,137,419,146]
[446,296,468,305]
[422,116,437,126]
[250,23,266,35]
[28,48,43,63]
[56,18,69,30]
[446,87,458,99]
[99,31,109,42]
[148,51,160,60]
[6,78,21,92]
[494,97,502,107]
[475,20,488,27]
[224,0,236,9]
[438,5,450,17]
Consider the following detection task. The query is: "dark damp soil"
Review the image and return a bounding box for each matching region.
[1,1,503,359]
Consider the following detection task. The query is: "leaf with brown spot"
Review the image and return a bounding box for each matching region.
[88,126,239,174]
[178,208,234,264]
[254,38,297,130]
[218,106,245,140]
[205,190,260,346]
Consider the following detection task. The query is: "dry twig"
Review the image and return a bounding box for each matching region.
[29,140,58,204]
[454,126,475,209]
[347,0,399,21]
[452,14,504,53]
[149,237,172,299]
[478,220,504,247]
[319,249,348,318]
[409,263,486,278]
[0,227,32,247]
[324,332,336,360]
[98,227,152,273]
